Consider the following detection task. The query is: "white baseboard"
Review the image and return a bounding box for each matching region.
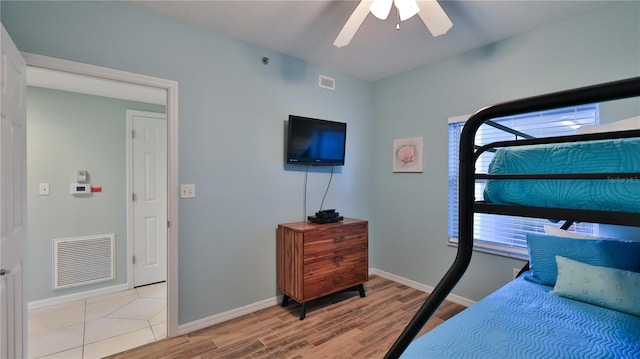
[28,283,130,310]
[176,268,476,336]
[369,268,476,307]
[177,296,280,335]
[31,270,471,333]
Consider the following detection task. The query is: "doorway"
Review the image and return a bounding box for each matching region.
[23,53,178,358]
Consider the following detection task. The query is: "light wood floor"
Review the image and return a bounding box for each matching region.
[107,275,466,359]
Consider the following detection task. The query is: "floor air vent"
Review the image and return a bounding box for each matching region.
[53,234,115,289]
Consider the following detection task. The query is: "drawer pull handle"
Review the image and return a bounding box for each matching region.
[334,236,346,243]
[333,276,345,284]
[333,256,344,264]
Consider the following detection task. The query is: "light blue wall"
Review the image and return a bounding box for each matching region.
[2,1,373,324]
[26,86,165,301]
[3,0,639,326]
[371,1,640,301]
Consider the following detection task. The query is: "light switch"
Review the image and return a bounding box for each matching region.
[77,169,87,183]
[180,184,195,198]
[39,183,50,196]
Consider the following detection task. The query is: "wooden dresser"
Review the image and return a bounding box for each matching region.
[277,218,368,319]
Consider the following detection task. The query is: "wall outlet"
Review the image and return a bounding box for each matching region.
[180,184,195,198]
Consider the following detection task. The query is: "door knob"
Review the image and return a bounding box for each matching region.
[0,269,10,276]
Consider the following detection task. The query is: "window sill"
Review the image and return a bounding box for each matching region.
[448,237,528,261]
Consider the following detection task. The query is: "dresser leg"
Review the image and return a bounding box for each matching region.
[281,295,290,307]
[299,303,306,320]
[358,284,366,297]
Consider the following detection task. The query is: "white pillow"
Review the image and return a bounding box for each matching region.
[543,225,600,240]
[576,116,640,134]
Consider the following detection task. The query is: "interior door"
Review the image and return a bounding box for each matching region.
[129,110,167,287]
[0,24,27,358]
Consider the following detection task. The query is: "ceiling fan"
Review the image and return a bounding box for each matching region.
[334,0,453,47]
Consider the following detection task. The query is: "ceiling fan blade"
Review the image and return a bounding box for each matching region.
[416,0,452,37]
[334,0,374,48]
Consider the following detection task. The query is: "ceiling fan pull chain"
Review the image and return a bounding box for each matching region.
[396,7,400,30]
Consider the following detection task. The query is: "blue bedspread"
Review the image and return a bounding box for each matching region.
[401,275,640,358]
[483,138,640,213]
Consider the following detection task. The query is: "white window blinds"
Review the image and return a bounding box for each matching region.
[448,104,599,259]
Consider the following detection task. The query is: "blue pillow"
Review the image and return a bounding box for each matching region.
[552,256,640,317]
[524,233,640,286]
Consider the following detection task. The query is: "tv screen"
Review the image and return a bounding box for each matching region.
[286,115,346,166]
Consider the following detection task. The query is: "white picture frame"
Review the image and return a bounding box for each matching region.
[393,136,423,173]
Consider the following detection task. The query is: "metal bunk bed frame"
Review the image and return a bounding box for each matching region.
[385,76,640,358]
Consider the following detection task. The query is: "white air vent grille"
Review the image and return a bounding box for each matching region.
[319,75,335,90]
[53,234,115,289]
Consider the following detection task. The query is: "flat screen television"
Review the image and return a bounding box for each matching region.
[286,115,346,166]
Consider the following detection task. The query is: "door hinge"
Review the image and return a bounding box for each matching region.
[132,255,136,264]
[132,192,136,202]
[167,220,171,228]
[132,129,135,139]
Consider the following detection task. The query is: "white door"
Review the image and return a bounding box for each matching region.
[0,24,27,358]
[128,110,167,287]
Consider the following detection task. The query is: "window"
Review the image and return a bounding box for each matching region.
[448,104,600,259]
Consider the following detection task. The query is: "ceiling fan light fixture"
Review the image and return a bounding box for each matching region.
[395,0,420,21]
[334,0,451,48]
[370,0,393,20]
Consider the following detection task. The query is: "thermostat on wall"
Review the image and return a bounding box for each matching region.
[70,183,92,194]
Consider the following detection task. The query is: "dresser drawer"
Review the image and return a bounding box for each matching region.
[303,245,367,277]
[303,223,367,254]
[303,264,368,300]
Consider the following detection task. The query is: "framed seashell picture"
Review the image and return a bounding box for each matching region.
[393,137,423,172]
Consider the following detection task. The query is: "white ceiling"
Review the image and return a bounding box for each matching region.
[123,0,611,82]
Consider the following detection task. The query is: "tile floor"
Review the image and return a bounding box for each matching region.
[28,282,167,359]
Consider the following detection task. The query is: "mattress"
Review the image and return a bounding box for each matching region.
[482,138,640,213]
[400,275,640,358]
